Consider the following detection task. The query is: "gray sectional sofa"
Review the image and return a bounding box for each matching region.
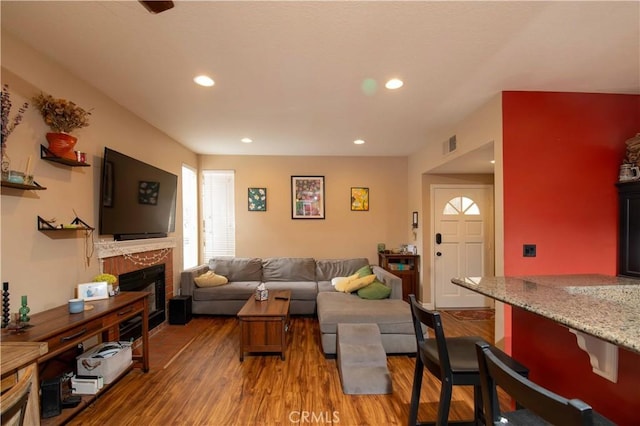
[180,257,416,355]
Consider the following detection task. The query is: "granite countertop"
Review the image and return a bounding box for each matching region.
[451,274,640,354]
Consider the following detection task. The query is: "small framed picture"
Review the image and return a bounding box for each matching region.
[77,282,109,301]
[248,187,267,211]
[351,187,369,211]
[291,176,325,219]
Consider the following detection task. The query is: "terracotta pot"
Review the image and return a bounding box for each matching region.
[46,132,77,160]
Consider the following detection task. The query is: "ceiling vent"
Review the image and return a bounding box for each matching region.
[443,135,457,155]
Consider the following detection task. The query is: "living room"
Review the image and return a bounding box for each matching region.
[2,1,640,425]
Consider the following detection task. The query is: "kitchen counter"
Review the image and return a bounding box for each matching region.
[451,274,640,354]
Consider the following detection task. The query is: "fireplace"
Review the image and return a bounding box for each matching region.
[118,264,166,341]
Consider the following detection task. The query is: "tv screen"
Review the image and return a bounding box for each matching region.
[99,147,177,240]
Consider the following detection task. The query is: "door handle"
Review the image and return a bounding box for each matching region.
[436,252,442,257]
[435,233,442,244]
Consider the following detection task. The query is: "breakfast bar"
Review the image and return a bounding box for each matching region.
[451,274,640,353]
[451,274,640,425]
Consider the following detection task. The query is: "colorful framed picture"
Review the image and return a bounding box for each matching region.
[77,282,109,301]
[248,187,267,211]
[351,187,369,211]
[291,176,325,219]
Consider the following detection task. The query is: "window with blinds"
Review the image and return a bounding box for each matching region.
[202,170,236,259]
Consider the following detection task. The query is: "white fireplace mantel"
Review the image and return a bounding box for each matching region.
[95,237,177,259]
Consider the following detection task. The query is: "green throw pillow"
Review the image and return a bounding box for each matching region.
[355,264,373,278]
[357,280,391,299]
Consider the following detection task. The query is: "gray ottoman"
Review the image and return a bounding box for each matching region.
[337,323,392,395]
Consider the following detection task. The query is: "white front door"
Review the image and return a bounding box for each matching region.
[432,185,493,308]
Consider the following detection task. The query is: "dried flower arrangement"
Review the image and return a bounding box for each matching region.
[32,93,91,133]
[1,84,29,147]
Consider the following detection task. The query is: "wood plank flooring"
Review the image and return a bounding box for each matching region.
[69,311,495,425]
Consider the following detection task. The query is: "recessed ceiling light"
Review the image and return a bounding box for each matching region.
[385,78,403,90]
[194,75,215,87]
[241,138,253,143]
[490,160,495,164]
[354,139,365,145]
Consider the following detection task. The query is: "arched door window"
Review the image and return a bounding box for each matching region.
[442,196,480,215]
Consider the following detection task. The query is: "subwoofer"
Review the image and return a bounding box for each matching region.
[169,295,192,325]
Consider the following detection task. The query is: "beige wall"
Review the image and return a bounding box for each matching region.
[1,32,197,313]
[200,155,409,264]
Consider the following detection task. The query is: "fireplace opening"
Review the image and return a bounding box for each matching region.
[118,264,166,341]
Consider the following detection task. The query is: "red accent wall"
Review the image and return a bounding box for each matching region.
[502,91,640,425]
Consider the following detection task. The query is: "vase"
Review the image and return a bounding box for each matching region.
[19,295,30,323]
[46,132,77,160]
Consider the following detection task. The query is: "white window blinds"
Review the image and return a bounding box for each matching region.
[202,170,235,259]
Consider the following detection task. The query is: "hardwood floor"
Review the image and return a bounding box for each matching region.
[69,311,495,425]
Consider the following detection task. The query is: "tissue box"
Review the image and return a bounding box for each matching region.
[255,288,268,301]
[76,342,132,384]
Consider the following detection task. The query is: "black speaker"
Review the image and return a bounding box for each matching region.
[41,377,62,418]
[169,295,192,325]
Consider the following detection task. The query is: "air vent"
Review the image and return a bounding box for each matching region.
[443,135,457,155]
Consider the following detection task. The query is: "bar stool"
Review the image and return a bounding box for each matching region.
[475,342,615,426]
[1,364,35,426]
[408,295,528,426]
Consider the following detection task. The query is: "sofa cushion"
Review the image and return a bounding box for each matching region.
[262,258,316,282]
[315,258,369,281]
[194,271,229,287]
[316,291,414,335]
[193,281,259,301]
[209,257,262,282]
[357,280,392,299]
[264,281,317,300]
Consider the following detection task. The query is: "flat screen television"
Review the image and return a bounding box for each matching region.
[99,147,177,241]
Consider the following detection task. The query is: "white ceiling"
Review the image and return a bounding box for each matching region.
[2,1,638,172]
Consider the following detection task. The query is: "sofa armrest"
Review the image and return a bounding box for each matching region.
[180,264,210,296]
[372,265,403,300]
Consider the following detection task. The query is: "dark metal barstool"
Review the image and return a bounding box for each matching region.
[408,294,528,426]
[476,342,615,426]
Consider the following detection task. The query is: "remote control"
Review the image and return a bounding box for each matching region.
[275,296,289,300]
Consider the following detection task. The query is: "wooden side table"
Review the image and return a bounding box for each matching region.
[237,290,291,361]
[378,253,420,302]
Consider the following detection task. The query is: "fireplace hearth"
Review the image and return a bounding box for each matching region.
[118,264,166,341]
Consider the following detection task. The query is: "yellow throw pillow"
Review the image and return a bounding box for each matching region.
[194,271,229,287]
[334,272,361,292]
[337,274,377,293]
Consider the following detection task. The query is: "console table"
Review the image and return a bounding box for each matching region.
[1,292,150,425]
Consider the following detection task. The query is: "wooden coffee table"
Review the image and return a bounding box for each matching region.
[237,290,291,361]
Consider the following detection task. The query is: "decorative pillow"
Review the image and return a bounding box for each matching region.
[357,280,392,299]
[331,277,346,287]
[334,272,361,292]
[337,274,377,293]
[355,264,373,278]
[194,271,228,287]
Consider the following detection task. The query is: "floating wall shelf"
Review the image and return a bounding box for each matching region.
[1,180,46,190]
[40,145,90,167]
[37,215,94,232]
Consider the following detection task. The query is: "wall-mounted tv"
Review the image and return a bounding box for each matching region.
[99,147,177,241]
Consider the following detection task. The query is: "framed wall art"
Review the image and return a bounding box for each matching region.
[291,176,325,219]
[351,187,369,211]
[248,187,267,211]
